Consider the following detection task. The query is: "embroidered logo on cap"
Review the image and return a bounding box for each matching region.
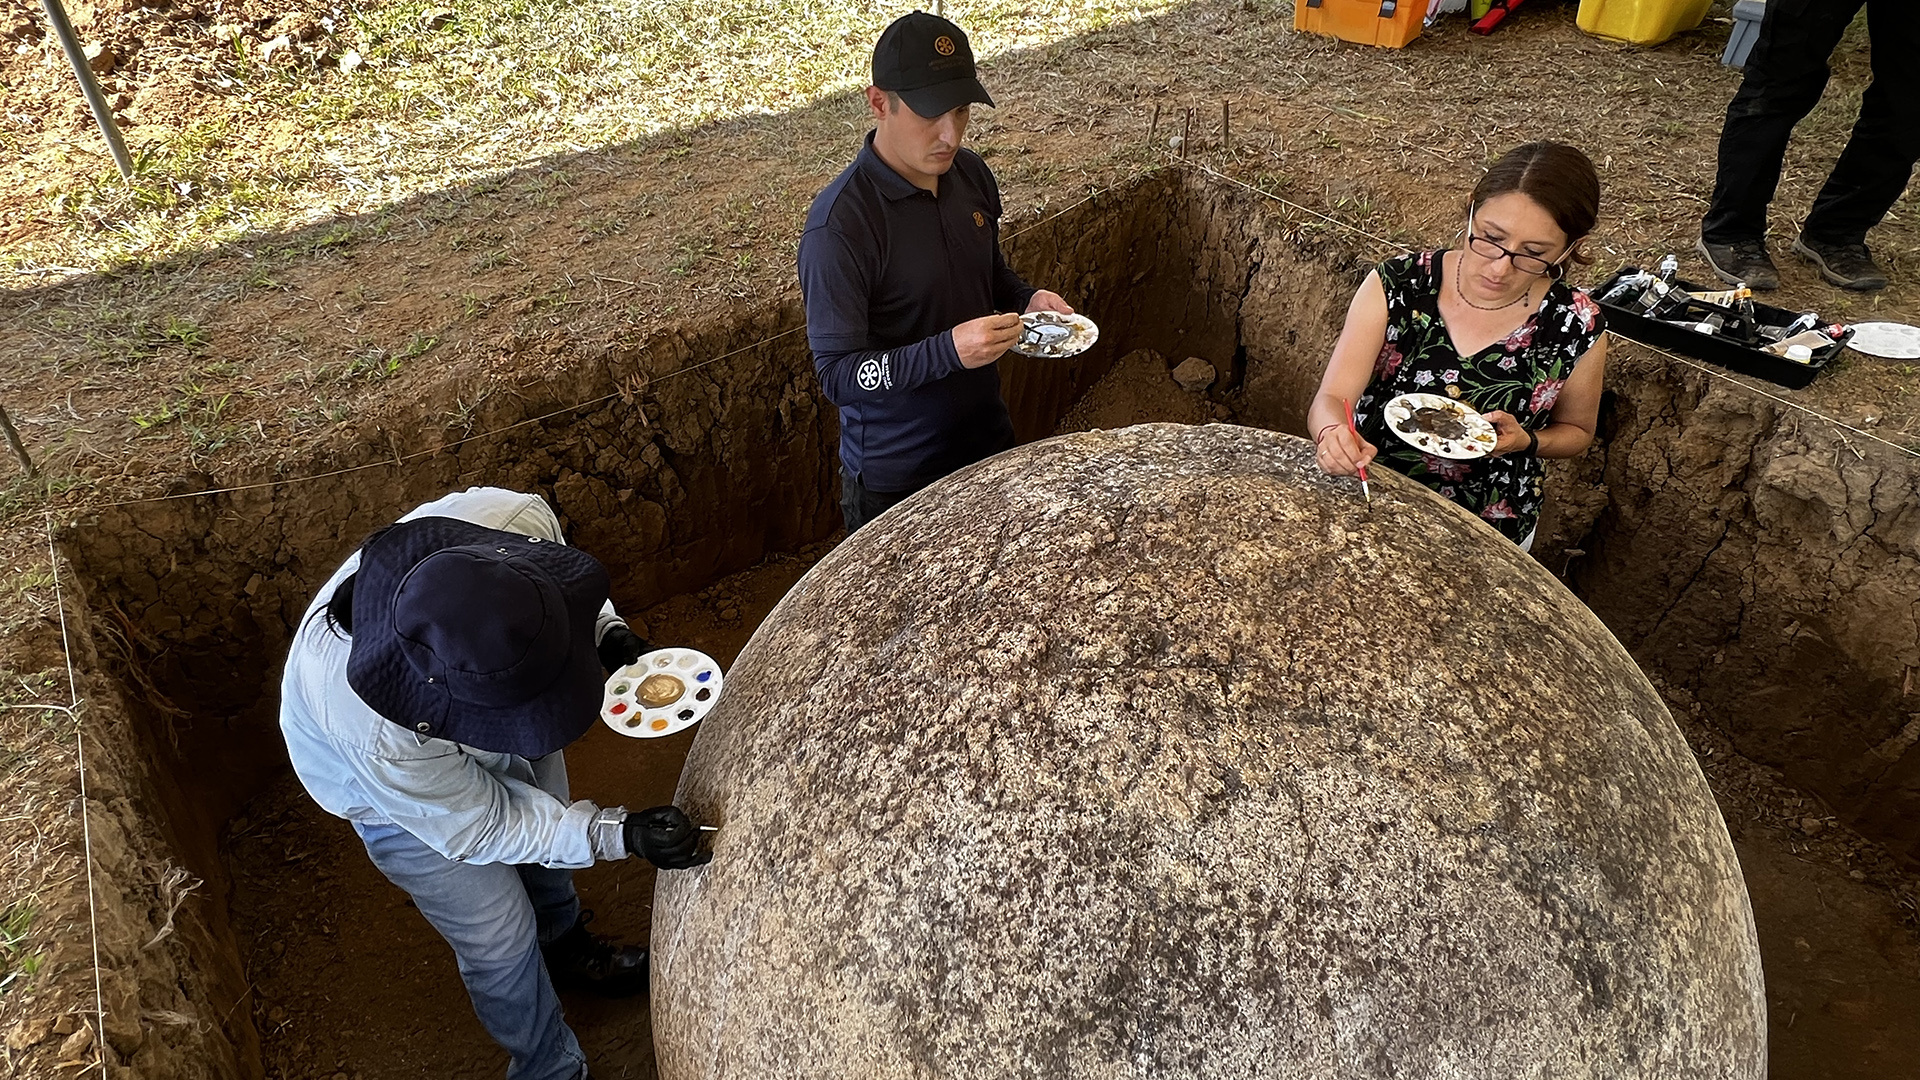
[934,35,955,56]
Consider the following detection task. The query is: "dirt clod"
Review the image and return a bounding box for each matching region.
[6,1016,56,1051]
[1172,356,1217,392]
[57,1022,94,1061]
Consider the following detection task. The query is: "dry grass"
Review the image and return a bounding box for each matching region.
[6,0,1189,275]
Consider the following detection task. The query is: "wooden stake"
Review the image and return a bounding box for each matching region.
[0,402,36,479]
[1222,100,1231,154]
[1148,102,1161,146]
[1182,108,1193,156]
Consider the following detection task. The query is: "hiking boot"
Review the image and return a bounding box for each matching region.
[541,910,649,997]
[1791,236,1888,291]
[1695,236,1779,291]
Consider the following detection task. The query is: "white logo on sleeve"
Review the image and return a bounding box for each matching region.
[856,353,893,392]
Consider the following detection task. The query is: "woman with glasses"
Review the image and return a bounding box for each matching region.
[1308,141,1607,551]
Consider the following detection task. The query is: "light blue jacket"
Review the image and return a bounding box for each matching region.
[279,488,629,868]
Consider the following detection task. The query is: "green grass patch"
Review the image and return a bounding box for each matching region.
[12,0,1183,273]
[0,900,42,996]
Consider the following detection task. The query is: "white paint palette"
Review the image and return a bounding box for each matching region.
[1011,311,1099,358]
[601,648,723,738]
[1382,392,1499,460]
[1846,322,1920,360]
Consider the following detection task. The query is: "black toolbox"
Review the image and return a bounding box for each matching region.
[1591,266,1853,390]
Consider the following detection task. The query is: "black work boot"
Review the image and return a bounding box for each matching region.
[1695,236,1780,291]
[1791,236,1888,291]
[540,910,649,997]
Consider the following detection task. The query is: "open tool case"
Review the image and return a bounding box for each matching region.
[1593,267,1854,390]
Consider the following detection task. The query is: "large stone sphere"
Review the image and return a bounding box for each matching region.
[651,424,1765,1080]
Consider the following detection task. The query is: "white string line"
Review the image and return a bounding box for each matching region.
[60,162,1174,515]
[44,511,107,1077]
[1182,157,1920,461]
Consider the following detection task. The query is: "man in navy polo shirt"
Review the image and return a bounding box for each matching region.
[799,10,1075,533]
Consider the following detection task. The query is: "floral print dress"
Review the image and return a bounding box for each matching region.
[1353,250,1605,544]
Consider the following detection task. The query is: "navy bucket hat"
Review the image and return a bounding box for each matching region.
[345,516,611,759]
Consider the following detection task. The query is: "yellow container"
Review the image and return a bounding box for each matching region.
[1576,0,1714,46]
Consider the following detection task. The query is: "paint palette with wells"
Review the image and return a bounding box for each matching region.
[602,648,723,738]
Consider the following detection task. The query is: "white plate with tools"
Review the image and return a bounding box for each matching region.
[601,648,722,738]
[1382,392,1500,460]
[1845,321,1920,360]
[1011,311,1099,358]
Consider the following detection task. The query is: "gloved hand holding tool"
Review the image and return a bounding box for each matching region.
[625,805,713,869]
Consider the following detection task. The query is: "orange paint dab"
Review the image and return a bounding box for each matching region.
[650,718,670,731]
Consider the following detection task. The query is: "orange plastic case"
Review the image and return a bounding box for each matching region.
[1295,0,1424,48]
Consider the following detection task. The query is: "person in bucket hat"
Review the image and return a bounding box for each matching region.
[279,487,709,1080]
[799,10,1077,534]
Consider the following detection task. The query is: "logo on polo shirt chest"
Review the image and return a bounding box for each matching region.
[934,36,955,56]
[972,211,985,228]
[857,352,893,392]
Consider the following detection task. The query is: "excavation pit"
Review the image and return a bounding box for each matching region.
[54,169,1920,1079]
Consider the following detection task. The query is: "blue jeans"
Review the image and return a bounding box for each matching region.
[354,820,587,1080]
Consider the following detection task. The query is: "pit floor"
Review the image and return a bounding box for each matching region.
[224,542,1920,1080]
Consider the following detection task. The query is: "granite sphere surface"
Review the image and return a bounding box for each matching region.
[651,423,1765,1080]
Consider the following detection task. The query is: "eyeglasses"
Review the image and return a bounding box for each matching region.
[1465,212,1566,276]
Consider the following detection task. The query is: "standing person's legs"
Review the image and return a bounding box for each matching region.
[1701,0,1865,244]
[355,821,587,1080]
[1799,0,1920,246]
[839,468,918,534]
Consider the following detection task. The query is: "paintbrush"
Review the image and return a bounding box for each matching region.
[1341,397,1370,503]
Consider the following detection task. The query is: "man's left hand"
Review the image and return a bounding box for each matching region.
[597,624,651,674]
[1025,290,1074,315]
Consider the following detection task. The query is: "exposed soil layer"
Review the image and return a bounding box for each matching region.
[11,169,1919,1079]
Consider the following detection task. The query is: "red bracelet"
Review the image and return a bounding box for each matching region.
[1314,423,1342,445]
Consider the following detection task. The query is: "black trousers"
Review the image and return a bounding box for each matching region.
[839,468,920,535]
[1702,0,1920,246]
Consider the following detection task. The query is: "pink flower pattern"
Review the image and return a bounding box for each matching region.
[1374,343,1404,380]
[1349,250,1604,544]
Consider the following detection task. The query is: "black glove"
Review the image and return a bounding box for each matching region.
[597,624,650,674]
[624,805,711,870]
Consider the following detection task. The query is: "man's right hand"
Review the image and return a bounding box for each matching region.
[623,806,712,870]
[952,313,1023,369]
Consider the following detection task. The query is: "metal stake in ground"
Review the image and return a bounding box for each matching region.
[0,403,36,479]
[1222,100,1231,155]
[41,0,134,180]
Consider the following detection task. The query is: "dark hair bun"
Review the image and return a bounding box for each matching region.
[1470,142,1601,268]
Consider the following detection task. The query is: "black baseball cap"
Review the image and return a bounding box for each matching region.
[872,11,993,118]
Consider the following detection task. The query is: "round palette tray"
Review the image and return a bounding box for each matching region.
[1011,311,1099,358]
[1382,392,1499,460]
[1846,321,1920,360]
[601,648,722,738]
